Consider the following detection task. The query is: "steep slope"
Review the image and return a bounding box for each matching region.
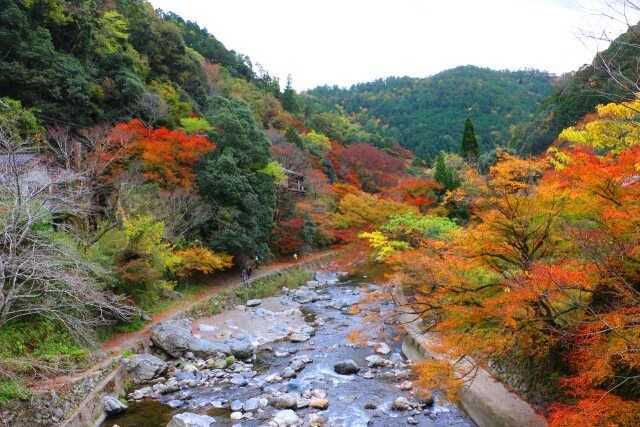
[510,23,640,155]
[304,66,553,159]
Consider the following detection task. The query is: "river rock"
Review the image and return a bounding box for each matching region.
[230,339,256,360]
[290,354,313,364]
[272,409,301,426]
[407,417,419,425]
[230,400,243,411]
[167,399,183,408]
[293,290,320,304]
[289,360,306,372]
[364,401,377,409]
[307,389,327,399]
[230,412,242,420]
[243,397,261,412]
[290,332,310,342]
[334,360,360,375]
[416,393,435,407]
[150,318,193,357]
[189,338,232,359]
[296,398,310,409]
[389,353,405,365]
[103,396,127,415]
[167,412,216,427]
[282,368,296,378]
[391,397,410,411]
[230,374,248,386]
[309,398,329,409]
[308,413,327,426]
[362,370,375,379]
[365,355,386,368]
[123,354,167,384]
[376,343,391,355]
[246,299,262,307]
[287,378,310,393]
[270,393,299,409]
[174,372,196,382]
[256,307,274,317]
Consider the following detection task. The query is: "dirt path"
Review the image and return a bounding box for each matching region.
[32,251,335,392]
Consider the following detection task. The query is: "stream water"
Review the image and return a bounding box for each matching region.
[102,266,475,426]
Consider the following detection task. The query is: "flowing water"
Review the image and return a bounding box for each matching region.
[103,267,475,426]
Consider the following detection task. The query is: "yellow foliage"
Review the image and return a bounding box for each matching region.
[559,97,640,153]
[171,247,233,279]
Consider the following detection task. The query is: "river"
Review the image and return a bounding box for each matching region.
[102,266,475,427]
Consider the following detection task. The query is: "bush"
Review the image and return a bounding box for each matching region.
[0,380,30,405]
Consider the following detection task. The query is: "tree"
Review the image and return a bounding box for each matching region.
[340,143,406,191]
[0,125,136,342]
[459,117,479,160]
[112,119,215,189]
[433,151,459,191]
[196,97,276,263]
[282,74,300,114]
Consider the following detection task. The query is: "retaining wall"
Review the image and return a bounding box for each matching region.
[400,311,548,427]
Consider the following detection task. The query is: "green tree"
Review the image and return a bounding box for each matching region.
[459,117,479,160]
[434,151,459,191]
[282,74,300,114]
[196,97,276,262]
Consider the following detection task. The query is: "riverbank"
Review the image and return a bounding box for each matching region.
[0,251,337,426]
[398,297,548,427]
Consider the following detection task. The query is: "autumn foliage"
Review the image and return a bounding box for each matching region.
[357,99,640,426]
[112,119,215,189]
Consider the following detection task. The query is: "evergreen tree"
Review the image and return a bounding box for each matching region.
[196,97,276,262]
[282,74,300,114]
[459,117,480,160]
[434,151,459,191]
[285,126,302,147]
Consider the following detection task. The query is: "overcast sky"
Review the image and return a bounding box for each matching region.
[150,0,636,90]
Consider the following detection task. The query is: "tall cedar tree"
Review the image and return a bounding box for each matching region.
[459,117,479,160]
[196,97,276,263]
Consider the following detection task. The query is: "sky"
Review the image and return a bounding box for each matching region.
[150,0,637,90]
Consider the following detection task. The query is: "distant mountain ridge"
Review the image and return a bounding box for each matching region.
[303,66,553,159]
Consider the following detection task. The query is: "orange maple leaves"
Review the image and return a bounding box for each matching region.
[112,119,215,189]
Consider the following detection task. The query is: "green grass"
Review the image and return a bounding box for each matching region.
[0,380,30,405]
[0,318,89,369]
[186,266,313,318]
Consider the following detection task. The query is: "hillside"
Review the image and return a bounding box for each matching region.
[1,1,640,426]
[510,23,640,155]
[304,66,553,159]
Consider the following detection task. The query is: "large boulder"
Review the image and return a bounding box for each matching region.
[334,360,360,375]
[230,339,256,360]
[167,412,216,427]
[188,338,231,359]
[151,319,255,359]
[150,319,193,357]
[123,354,167,384]
[103,395,127,415]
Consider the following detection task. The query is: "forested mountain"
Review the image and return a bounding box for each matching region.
[1,1,640,425]
[510,23,640,155]
[304,66,553,159]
